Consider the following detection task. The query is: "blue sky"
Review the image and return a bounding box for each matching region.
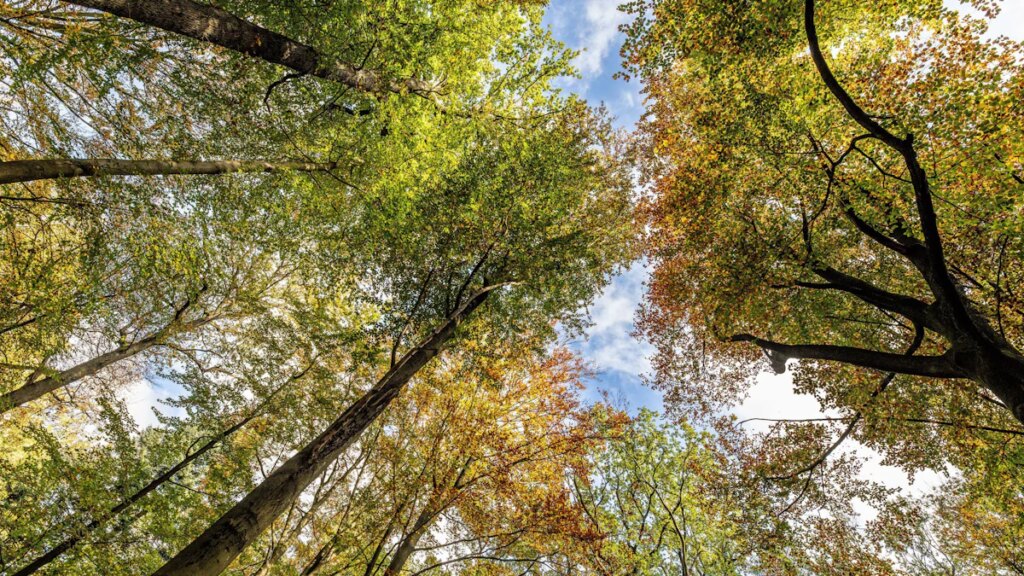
[544,0,1024,416]
[544,0,643,130]
[542,0,659,411]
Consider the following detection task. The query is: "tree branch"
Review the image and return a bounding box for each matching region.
[804,0,980,340]
[0,158,340,185]
[63,0,441,99]
[803,0,905,149]
[804,265,941,333]
[768,326,924,480]
[727,333,962,378]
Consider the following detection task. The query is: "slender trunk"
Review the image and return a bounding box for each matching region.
[0,315,213,413]
[152,289,493,576]
[0,158,338,185]
[63,0,435,97]
[11,419,243,575]
[379,457,470,575]
[299,536,334,576]
[10,362,309,575]
[382,507,434,576]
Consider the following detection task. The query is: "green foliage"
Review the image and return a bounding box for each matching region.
[0,1,635,574]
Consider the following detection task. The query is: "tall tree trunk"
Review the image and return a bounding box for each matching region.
[62,0,436,97]
[152,288,494,576]
[0,314,214,413]
[0,158,339,185]
[9,362,310,575]
[382,506,435,576]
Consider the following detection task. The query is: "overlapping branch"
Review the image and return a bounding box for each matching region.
[63,0,441,99]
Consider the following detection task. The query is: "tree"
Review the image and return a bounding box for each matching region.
[626,0,1024,458]
[151,97,633,575]
[570,408,754,575]
[268,342,599,576]
[63,0,440,99]
[625,0,1024,568]
[1,2,635,575]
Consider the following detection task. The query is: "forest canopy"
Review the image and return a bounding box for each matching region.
[1,0,1022,574]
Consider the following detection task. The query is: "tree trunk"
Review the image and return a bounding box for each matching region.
[382,507,434,576]
[11,417,245,575]
[10,361,309,575]
[151,289,493,576]
[63,0,436,97]
[0,315,214,413]
[0,158,339,185]
[967,345,1024,425]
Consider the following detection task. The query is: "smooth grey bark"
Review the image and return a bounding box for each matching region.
[0,158,339,185]
[151,287,494,576]
[382,513,429,576]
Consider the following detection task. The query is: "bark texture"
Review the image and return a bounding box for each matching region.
[64,0,437,97]
[0,158,338,185]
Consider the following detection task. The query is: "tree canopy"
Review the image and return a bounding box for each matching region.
[627,0,1024,572]
[3,0,1024,574]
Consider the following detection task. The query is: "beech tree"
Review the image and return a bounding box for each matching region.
[259,342,600,576]
[625,0,1024,570]
[1,2,634,575]
[629,0,1024,422]
[570,409,751,575]
[149,97,632,574]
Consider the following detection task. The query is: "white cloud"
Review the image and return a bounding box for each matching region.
[575,0,630,76]
[990,1,1024,40]
[580,263,654,376]
[947,0,1024,41]
[733,371,830,433]
[120,374,183,430]
[546,0,631,89]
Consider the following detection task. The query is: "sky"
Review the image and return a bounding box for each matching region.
[543,0,1024,516]
[543,0,652,410]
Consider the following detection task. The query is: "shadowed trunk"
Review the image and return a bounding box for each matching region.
[63,0,436,97]
[0,158,339,185]
[966,345,1024,424]
[151,288,494,576]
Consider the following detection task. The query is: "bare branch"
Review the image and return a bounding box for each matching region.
[727,333,962,378]
[805,0,980,339]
